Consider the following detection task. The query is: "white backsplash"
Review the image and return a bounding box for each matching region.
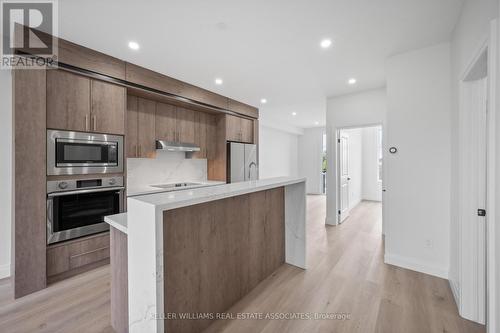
[127,151,207,188]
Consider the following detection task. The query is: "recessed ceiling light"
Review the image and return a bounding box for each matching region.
[348,78,357,85]
[292,112,297,116]
[320,39,332,49]
[260,98,267,104]
[214,78,223,85]
[128,41,140,50]
[315,121,320,125]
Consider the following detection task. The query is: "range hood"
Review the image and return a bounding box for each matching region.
[156,140,201,152]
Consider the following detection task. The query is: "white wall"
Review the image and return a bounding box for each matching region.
[298,127,324,194]
[385,43,451,279]
[449,0,499,317]
[0,70,12,279]
[362,127,383,202]
[326,88,387,225]
[259,125,299,179]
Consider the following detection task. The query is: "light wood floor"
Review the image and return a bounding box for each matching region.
[0,196,485,333]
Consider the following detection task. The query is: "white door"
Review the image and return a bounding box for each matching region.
[459,77,487,324]
[338,132,350,223]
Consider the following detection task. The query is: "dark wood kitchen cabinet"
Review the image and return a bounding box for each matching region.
[46,232,110,283]
[225,114,254,143]
[155,103,196,144]
[47,70,125,135]
[193,112,217,159]
[91,80,126,135]
[47,70,91,132]
[155,102,177,142]
[127,96,156,158]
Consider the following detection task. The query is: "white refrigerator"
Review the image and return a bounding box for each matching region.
[227,142,258,183]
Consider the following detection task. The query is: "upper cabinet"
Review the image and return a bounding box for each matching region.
[155,103,196,144]
[225,115,254,143]
[47,70,91,132]
[193,112,217,160]
[47,70,126,135]
[91,80,126,135]
[127,96,155,158]
[227,99,258,119]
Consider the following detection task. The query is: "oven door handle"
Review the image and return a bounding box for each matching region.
[47,186,125,197]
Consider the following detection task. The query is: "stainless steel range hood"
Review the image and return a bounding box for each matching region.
[156,140,201,152]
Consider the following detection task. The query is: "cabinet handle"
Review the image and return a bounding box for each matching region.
[135,145,138,157]
[138,145,141,157]
[92,116,97,131]
[84,115,89,131]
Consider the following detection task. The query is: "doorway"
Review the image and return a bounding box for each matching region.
[336,125,383,224]
[456,44,490,326]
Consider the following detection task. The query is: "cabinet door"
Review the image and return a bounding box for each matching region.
[47,70,91,132]
[137,98,156,158]
[193,112,208,159]
[155,102,176,142]
[225,114,241,142]
[206,114,217,160]
[176,107,196,143]
[240,118,254,143]
[91,80,126,135]
[126,95,138,158]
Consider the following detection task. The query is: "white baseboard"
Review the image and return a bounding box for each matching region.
[384,253,449,279]
[325,216,337,226]
[0,263,11,279]
[449,279,460,310]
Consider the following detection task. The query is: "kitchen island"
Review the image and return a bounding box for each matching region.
[105,177,306,333]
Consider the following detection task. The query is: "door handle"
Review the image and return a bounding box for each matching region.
[347,177,351,181]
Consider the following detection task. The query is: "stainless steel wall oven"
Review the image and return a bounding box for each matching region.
[46,176,124,244]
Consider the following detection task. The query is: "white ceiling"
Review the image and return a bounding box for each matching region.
[58,0,464,129]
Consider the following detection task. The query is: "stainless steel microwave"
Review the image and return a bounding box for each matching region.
[47,130,124,175]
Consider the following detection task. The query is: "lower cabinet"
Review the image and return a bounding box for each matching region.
[46,232,110,282]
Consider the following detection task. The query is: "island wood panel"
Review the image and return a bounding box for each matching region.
[46,70,91,132]
[126,95,139,158]
[110,228,128,333]
[155,102,177,142]
[91,80,126,135]
[13,68,47,298]
[163,187,285,333]
[136,98,156,158]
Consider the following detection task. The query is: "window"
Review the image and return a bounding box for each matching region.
[377,128,383,182]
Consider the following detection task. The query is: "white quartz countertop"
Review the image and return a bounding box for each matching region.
[104,213,128,234]
[105,177,306,235]
[127,180,225,197]
[133,177,306,210]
